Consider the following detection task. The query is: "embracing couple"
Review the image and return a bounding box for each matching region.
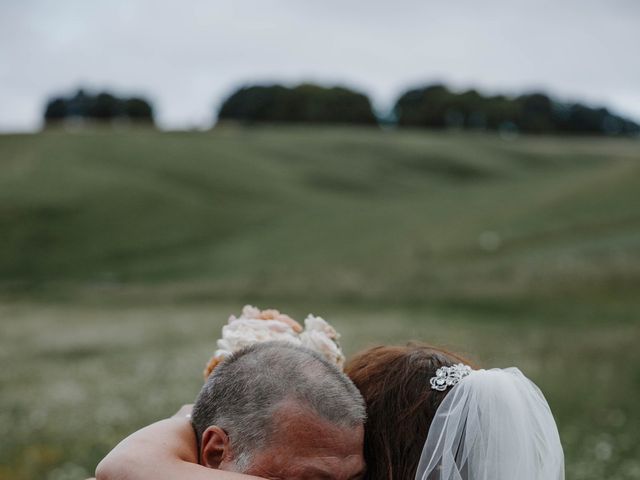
[95,305,564,480]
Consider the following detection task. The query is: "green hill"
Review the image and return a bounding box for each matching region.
[1,127,639,304]
[1,127,640,480]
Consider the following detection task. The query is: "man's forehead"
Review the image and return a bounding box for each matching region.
[278,455,365,479]
[246,399,365,479]
[249,451,365,480]
[269,398,362,450]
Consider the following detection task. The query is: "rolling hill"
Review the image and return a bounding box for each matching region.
[1,127,639,305]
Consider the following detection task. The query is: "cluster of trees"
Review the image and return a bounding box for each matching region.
[42,83,639,136]
[218,84,377,125]
[393,85,640,136]
[44,89,154,126]
[217,83,639,136]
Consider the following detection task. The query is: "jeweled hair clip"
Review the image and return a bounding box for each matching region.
[430,363,474,391]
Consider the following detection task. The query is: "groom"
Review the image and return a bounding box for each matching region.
[191,341,366,478]
[97,341,366,480]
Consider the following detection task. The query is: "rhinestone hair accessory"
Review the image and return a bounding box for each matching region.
[430,363,474,391]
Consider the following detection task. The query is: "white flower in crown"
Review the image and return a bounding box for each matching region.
[430,363,474,391]
[303,314,340,340]
[229,305,303,332]
[203,306,345,378]
[299,315,345,368]
[217,318,301,354]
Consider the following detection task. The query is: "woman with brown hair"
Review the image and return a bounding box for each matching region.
[346,344,564,480]
[344,344,476,480]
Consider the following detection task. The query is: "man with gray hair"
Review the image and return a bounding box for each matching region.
[191,341,366,479]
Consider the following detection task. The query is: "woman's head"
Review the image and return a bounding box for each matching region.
[345,344,475,480]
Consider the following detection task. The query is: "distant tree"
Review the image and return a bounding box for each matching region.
[88,92,122,120]
[43,89,154,126]
[394,84,639,136]
[483,95,519,130]
[217,83,377,125]
[560,105,609,134]
[517,93,554,133]
[44,98,67,122]
[124,97,154,120]
[66,89,92,118]
[219,85,288,123]
[456,89,485,128]
[394,84,452,128]
[621,118,640,135]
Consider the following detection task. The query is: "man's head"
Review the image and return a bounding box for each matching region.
[191,341,366,480]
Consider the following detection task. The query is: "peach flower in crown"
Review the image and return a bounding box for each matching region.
[203,305,345,378]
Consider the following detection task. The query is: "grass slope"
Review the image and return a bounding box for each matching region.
[1,127,639,304]
[1,127,639,479]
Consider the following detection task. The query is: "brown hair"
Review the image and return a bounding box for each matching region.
[345,344,476,480]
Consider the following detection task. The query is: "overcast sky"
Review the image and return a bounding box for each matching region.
[1,0,639,132]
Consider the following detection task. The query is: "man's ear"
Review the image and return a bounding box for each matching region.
[201,426,234,469]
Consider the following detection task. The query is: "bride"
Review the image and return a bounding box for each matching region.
[96,307,564,480]
[347,344,564,479]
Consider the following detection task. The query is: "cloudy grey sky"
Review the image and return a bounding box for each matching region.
[1,0,639,132]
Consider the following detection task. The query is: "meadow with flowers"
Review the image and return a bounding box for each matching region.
[1,127,639,479]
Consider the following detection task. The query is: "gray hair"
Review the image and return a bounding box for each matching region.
[191,341,366,470]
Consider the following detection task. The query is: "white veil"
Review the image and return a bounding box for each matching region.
[415,368,564,480]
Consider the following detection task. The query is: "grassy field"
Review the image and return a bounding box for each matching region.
[1,127,639,479]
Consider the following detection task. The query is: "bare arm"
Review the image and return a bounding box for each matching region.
[95,416,263,480]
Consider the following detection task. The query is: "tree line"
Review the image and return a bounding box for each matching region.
[218,84,377,125]
[44,84,639,136]
[44,89,153,126]
[394,85,639,135]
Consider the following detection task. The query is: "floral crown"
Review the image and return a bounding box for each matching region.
[203,305,345,379]
[430,363,474,391]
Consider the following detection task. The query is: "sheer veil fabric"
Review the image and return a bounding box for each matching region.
[415,368,564,480]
